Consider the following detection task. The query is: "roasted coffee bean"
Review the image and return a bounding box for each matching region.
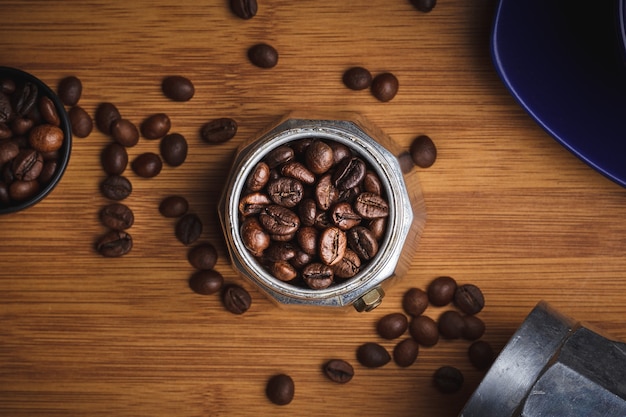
[330,202,361,231]
[305,140,334,175]
[0,182,9,203]
[264,146,293,170]
[409,315,439,347]
[57,75,82,106]
[187,242,218,270]
[402,287,429,317]
[159,195,189,217]
[259,205,300,236]
[319,226,347,266]
[131,152,162,178]
[248,43,279,69]
[188,269,224,295]
[29,124,64,153]
[12,81,38,116]
[222,284,252,315]
[11,117,34,136]
[161,75,195,102]
[12,149,43,181]
[454,284,485,315]
[377,312,408,340]
[468,340,494,370]
[356,342,391,368]
[100,203,134,230]
[302,262,333,289]
[331,248,360,279]
[240,217,270,256]
[95,102,121,135]
[246,162,270,191]
[314,211,332,229]
[95,230,133,257]
[141,113,170,140]
[298,198,317,226]
[323,359,354,384]
[267,177,304,208]
[410,134,437,168]
[239,192,271,216]
[290,249,313,270]
[38,96,60,126]
[427,276,457,306]
[463,315,486,340]
[354,192,389,219]
[343,66,372,90]
[111,119,140,147]
[332,157,366,191]
[411,0,437,13]
[438,310,465,339]
[230,0,257,19]
[315,173,339,211]
[271,260,298,282]
[100,175,132,200]
[264,242,297,262]
[68,105,93,138]
[265,374,294,406]
[101,142,128,175]
[0,140,18,166]
[200,117,237,144]
[9,179,39,201]
[347,226,378,260]
[363,170,383,195]
[296,226,318,255]
[397,151,415,174]
[175,213,203,245]
[0,92,12,123]
[0,123,11,140]
[393,338,420,367]
[371,72,399,102]
[160,133,188,166]
[0,78,16,95]
[280,161,315,185]
[38,160,57,185]
[433,366,463,394]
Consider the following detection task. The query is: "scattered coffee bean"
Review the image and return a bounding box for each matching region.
[411,0,437,13]
[111,119,140,147]
[95,230,133,257]
[68,105,93,138]
[356,342,391,368]
[161,75,195,102]
[160,132,188,167]
[230,0,258,19]
[141,113,171,139]
[265,373,294,406]
[187,242,218,270]
[57,75,82,106]
[342,66,372,91]
[131,152,163,178]
[248,43,279,69]
[409,315,439,347]
[393,338,420,367]
[438,310,465,339]
[100,203,134,230]
[188,269,224,295]
[433,366,463,394]
[427,276,457,306]
[454,284,484,315]
[322,359,354,384]
[101,142,128,175]
[468,340,494,370]
[462,315,486,340]
[159,195,189,218]
[175,213,203,245]
[397,151,415,174]
[377,312,408,340]
[100,175,132,201]
[200,117,238,144]
[95,102,121,135]
[410,134,437,168]
[222,284,252,314]
[402,287,429,317]
[370,72,399,102]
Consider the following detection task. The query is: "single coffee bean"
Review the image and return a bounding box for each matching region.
[28,124,64,153]
[0,78,16,95]
[95,102,121,135]
[315,173,339,210]
[331,248,361,279]
[322,359,354,384]
[410,134,437,168]
[342,66,372,90]
[13,81,38,116]
[100,203,134,230]
[290,249,313,270]
[8,179,39,201]
[270,260,298,282]
[38,96,60,126]
[409,315,439,347]
[302,262,334,289]
[111,119,140,147]
[230,0,257,19]
[95,230,133,257]
[356,342,391,368]
[393,338,420,367]
[397,151,415,174]
[267,177,304,208]
[131,152,162,178]
[305,140,334,175]
[101,142,128,175]
[347,226,379,261]
[298,198,317,227]
[12,148,43,181]
[454,284,485,315]
[296,226,318,255]
[246,162,270,191]
[11,117,34,136]
[371,72,399,102]
[140,113,170,139]
[100,175,132,200]
[377,312,409,340]
[333,157,366,191]
[402,287,429,317]
[248,43,279,69]
[239,192,271,216]
[462,315,486,340]
[161,75,195,102]
[0,140,19,166]
[318,226,347,266]
[433,366,464,394]
[68,105,93,138]
[330,202,361,231]
[187,242,218,270]
[438,310,465,339]
[0,92,12,123]
[38,160,58,185]
[200,117,237,144]
[159,133,188,167]
[265,374,294,406]
[468,340,495,370]
[329,141,352,164]
[264,241,297,262]
[427,276,457,306]
[175,213,203,245]
[57,75,82,106]
[240,217,270,256]
[0,123,11,140]
[222,284,252,315]
[188,269,224,295]
[259,205,300,236]
[353,192,389,219]
[411,0,437,13]
[159,195,189,217]
[280,161,315,185]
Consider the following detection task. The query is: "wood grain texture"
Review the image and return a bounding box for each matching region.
[2,0,626,416]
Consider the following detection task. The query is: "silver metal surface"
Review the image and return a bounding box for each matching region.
[460,301,626,416]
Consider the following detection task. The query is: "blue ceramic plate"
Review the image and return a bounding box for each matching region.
[491,0,626,187]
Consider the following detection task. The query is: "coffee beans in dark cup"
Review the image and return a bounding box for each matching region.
[377,312,408,340]
[342,66,372,91]
[454,283,485,315]
[371,72,399,102]
[160,133,188,167]
[265,373,294,406]
[188,269,224,295]
[433,366,464,394]
[356,342,391,368]
[222,284,252,314]
[410,134,437,168]
[427,275,457,306]
[393,338,420,367]
[248,43,279,69]
[322,359,354,384]
[161,75,195,102]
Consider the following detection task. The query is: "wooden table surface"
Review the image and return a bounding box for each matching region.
[2,0,626,416]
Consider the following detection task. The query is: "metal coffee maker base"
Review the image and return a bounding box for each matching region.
[460,301,626,417]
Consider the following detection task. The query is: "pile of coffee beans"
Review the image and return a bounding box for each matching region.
[342,66,400,102]
[238,139,390,290]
